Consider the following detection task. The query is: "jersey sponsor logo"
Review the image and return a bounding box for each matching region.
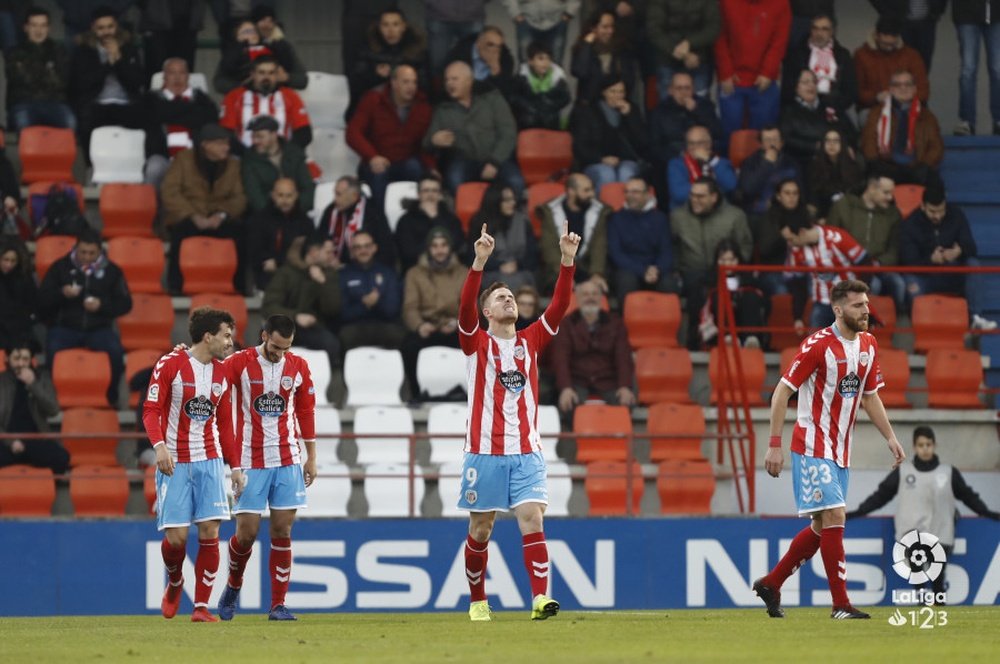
[838,372,860,398]
[184,395,215,421]
[253,391,288,417]
[498,369,526,393]
[249,379,264,385]
[513,345,525,360]
[281,376,293,391]
[147,383,160,403]
[181,382,196,388]
[211,382,224,397]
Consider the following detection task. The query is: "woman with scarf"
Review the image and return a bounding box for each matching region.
[806,127,865,219]
[470,183,539,292]
[569,76,647,194]
[780,68,856,172]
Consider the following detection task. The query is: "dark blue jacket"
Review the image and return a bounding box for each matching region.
[607,202,674,276]
[900,205,978,266]
[649,96,723,162]
[338,260,402,324]
[736,149,801,215]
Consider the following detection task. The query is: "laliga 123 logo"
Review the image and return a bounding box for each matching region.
[888,530,949,628]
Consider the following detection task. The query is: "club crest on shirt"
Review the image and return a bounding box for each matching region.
[184,395,215,421]
[859,351,870,366]
[211,382,224,397]
[280,375,293,391]
[513,345,525,360]
[838,372,861,398]
[813,488,824,502]
[498,369,526,393]
[465,490,478,505]
[254,391,287,417]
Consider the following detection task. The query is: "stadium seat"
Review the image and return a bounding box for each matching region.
[647,402,706,462]
[312,180,335,220]
[117,293,174,351]
[573,404,633,463]
[33,234,76,281]
[635,347,693,404]
[143,464,156,515]
[0,349,6,368]
[623,292,682,349]
[779,346,799,376]
[189,293,249,342]
[437,462,465,517]
[926,349,984,408]
[707,346,767,406]
[353,406,414,465]
[384,181,418,233]
[584,461,644,515]
[877,348,912,408]
[546,461,573,516]
[125,348,162,407]
[70,465,129,516]
[600,182,627,210]
[300,72,349,130]
[312,407,343,466]
[107,236,165,293]
[307,128,360,181]
[302,462,351,517]
[868,294,897,349]
[537,404,562,462]
[416,346,466,400]
[527,181,564,237]
[290,347,333,408]
[90,126,146,183]
[728,129,761,170]
[52,349,111,409]
[455,181,489,232]
[19,126,77,183]
[767,294,803,350]
[427,403,467,465]
[61,407,121,467]
[99,183,157,238]
[912,294,969,352]
[149,70,208,92]
[179,237,237,294]
[0,466,56,516]
[517,129,573,185]
[364,463,424,517]
[345,347,404,406]
[893,184,924,219]
[657,459,715,514]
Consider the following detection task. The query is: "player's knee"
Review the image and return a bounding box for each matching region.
[469,519,494,542]
[821,508,846,528]
[198,521,221,540]
[165,529,187,548]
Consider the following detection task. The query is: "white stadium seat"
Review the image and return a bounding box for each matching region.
[149,71,208,92]
[537,405,562,462]
[291,347,332,407]
[311,180,335,223]
[427,403,467,465]
[301,462,351,517]
[311,407,342,466]
[436,462,464,517]
[416,346,466,400]
[546,461,572,516]
[364,463,424,517]
[352,406,414,465]
[307,128,360,183]
[300,72,349,129]
[90,126,146,183]
[384,181,418,233]
[345,347,404,406]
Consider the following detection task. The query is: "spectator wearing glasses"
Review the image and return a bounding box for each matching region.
[781,12,857,116]
[666,125,736,210]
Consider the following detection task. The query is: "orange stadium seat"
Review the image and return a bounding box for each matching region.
[117,293,174,351]
[623,292,681,349]
[573,404,633,463]
[868,294,897,349]
[52,349,111,409]
[0,349,6,368]
[179,237,237,294]
[107,236,165,293]
[926,349,984,408]
[658,459,715,514]
[600,182,627,210]
[99,183,157,238]
[19,126,77,183]
[877,348,911,408]
[912,294,968,352]
[61,407,121,467]
[144,465,157,515]
[189,293,249,340]
[893,184,924,219]
[517,129,573,186]
[728,129,761,169]
[527,181,564,237]
[779,346,799,376]
[33,234,76,281]
[125,348,164,407]
[70,465,129,516]
[0,466,56,516]
[767,294,803,351]
[585,461,644,515]
[708,346,767,406]
[454,182,489,232]
[635,347,693,404]
[647,402,706,462]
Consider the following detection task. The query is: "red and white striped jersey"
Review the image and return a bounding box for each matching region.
[226,347,317,469]
[786,226,866,305]
[780,325,884,468]
[141,350,236,464]
[458,265,574,455]
[219,86,311,147]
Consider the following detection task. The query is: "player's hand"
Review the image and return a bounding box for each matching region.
[764,446,783,478]
[559,221,581,264]
[473,223,495,267]
[887,438,906,469]
[155,444,175,476]
[303,458,317,487]
[231,469,246,498]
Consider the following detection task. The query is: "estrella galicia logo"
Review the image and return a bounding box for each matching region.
[893,529,948,584]
[498,369,526,394]
[253,391,287,417]
[838,372,860,398]
[183,395,215,422]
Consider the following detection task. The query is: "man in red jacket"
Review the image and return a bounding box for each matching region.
[346,64,433,212]
[715,0,791,147]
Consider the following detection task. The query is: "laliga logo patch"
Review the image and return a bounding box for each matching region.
[838,372,860,398]
[184,395,215,422]
[280,376,293,391]
[893,529,947,584]
[513,345,525,360]
[211,382,224,397]
[465,490,478,505]
[498,369,526,393]
[254,391,287,417]
[147,383,160,403]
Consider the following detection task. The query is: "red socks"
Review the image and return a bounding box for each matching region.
[194,538,220,609]
[522,532,550,598]
[227,536,253,590]
[161,538,186,585]
[270,537,292,610]
[764,525,821,589]
[465,535,489,602]
[820,525,851,608]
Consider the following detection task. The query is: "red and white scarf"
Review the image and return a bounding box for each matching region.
[877,95,921,157]
[324,196,367,260]
[808,43,837,94]
[683,152,710,183]
[162,86,195,156]
[238,89,288,146]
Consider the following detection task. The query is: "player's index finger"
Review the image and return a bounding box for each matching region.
[481,223,488,237]
[561,220,568,236]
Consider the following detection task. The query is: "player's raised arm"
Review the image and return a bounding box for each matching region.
[458,224,494,351]
[541,222,580,327]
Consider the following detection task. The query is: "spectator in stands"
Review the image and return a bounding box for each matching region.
[0,154,24,239]
[55,0,133,51]
[142,57,220,187]
[0,237,37,350]
[38,229,132,406]
[251,5,308,89]
[787,1,836,49]
[671,176,753,349]
[425,0,490,76]
[470,184,540,291]
[667,125,737,210]
[69,7,147,158]
[248,178,315,291]
[350,8,428,111]
[161,123,248,294]
[137,0,207,82]
[515,284,541,330]
[550,279,635,418]
[854,16,930,111]
[860,69,944,186]
[509,41,572,131]
[5,7,75,131]
[828,172,906,311]
[394,175,466,275]
[869,0,947,72]
[953,0,1000,136]
[220,55,313,150]
[401,227,466,399]
[806,127,865,219]
[647,0,720,101]
[571,9,639,102]
[900,185,998,330]
[445,25,517,100]
[505,0,579,64]
[240,114,315,214]
[342,0,400,78]
[346,64,433,214]
[650,71,723,164]
[780,69,856,171]
[537,173,610,291]
[0,340,70,477]
[425,61,525,196]
[781,12,857,116]
[736,125,801,216]
[213,19,306,94]
[714,0,790,145]
[607,177,678,303]
[756,177,806,296]
[262,236,343,370]
[569,76,647,194]
[301,176,396,269]
[338,230,407,351]
[698,239,767,349]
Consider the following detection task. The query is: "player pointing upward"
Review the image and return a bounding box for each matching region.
[457,221,580,622]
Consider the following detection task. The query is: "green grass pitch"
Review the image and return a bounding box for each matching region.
[2,607,997,663]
